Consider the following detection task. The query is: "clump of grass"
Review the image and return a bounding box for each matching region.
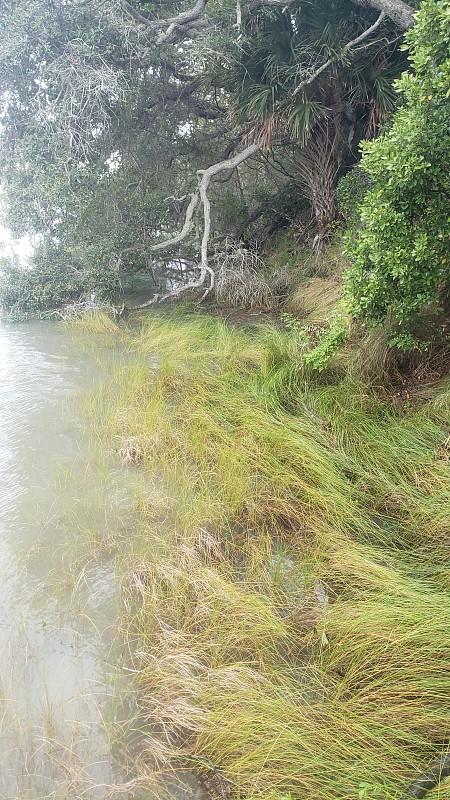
[90,311,450,800]
[289,276,342,324]
[65,308,121,333]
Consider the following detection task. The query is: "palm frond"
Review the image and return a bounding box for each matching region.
[236,83,275,121]
[286,100,328,145]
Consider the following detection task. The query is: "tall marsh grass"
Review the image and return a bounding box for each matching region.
[87,311,450,800]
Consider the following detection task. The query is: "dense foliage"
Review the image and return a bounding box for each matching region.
[218,0,406,244]
[345,0,450,348]
[0,0,415,313]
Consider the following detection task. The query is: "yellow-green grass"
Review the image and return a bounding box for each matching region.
[289,277,342,323]
[86,310,450,800]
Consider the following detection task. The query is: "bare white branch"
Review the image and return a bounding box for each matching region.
[132,143,261,308]
[293,11,386,96]
[236,0,242,29]
[148,192,200,252]
[196,142,261,288]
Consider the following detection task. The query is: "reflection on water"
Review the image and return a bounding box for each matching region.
[0,322,122,799]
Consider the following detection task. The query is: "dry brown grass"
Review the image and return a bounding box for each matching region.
[289,277,342,323]
[118,434,160,466]
[213,242,273,309]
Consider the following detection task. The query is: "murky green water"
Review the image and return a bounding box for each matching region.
[0,321,203,800]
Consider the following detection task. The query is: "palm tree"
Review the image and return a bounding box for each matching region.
[218,0,407,247]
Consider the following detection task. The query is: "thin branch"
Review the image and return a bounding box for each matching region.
[345,9,386,48]
[293,11,386,96]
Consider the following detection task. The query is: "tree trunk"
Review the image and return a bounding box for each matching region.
[294,124,342,251]
[310,179,337,252]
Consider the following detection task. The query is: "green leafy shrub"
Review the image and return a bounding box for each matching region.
[0,248,124,314]
[344,0,450,350]
[336,167,371,228]
[281,310,348,372]
[0,259,82,314]
[302,315,348,372]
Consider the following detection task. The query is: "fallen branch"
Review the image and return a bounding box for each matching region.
[403,752,450,799]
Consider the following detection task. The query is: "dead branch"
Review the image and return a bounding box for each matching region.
[236,0,242,28]
[198,141,262,295]
[293,11,386,96]
[131,142,261,309]
[213,240,272,308]
[148,192,201,253]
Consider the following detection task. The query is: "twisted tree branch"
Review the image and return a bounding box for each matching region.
[148,192,200,252]
[132,142,261,308]
[120,0,208,44]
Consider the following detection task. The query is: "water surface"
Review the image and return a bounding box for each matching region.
[0,321,139,798]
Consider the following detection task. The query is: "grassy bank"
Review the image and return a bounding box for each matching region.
[89,310,450,800]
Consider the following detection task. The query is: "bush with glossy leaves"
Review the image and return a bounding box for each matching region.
[345,0,450,349]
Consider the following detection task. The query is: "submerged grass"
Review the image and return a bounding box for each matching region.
[87,310,450,800]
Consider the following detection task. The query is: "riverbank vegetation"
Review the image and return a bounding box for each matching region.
[0,0,449,797]
[84,309,450,800]
[0,0,448,357]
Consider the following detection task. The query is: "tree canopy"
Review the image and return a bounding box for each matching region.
[0,0,433,325]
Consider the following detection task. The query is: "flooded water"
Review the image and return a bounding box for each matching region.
[0,321,202,800]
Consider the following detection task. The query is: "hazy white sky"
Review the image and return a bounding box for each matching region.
[0,189,34,264]
[0,224,33,264]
